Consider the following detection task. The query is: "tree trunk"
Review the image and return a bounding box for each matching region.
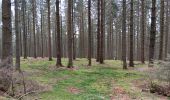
[159,0,165,60]
[15,0,20,71]
[149,0,156,64]
[164,0,169,58]
[40,0,44,58]
[67,0,73,68]
[88,0,92,66]
[0,0,12,92]
[129,0,134,67]
[32,0,37,58]
[100,0,104,64]
[97,0,101,62]
[141,0,145,63]
[47,0,52,61]
[122,0,127,69]
[56,0,62,66]
[22,0,27,59]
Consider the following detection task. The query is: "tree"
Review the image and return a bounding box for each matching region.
[141,0,145,63]
[158,0,165,60]
[15,0,20,71]
[32,0,37,58]
[129,0,134,67]
[164,0,169,58]
[0,0,12,92]
[99,0,104,64]
[149,0,156,64]
[47,0,52,61]
[56,0,62,66]
[96,0,101,62]
[1,0,13,68]
[88,0,92,66]
[67,0,73,68]
[122,0,127,69]
[22,0,27,59]
[40,0,44,58]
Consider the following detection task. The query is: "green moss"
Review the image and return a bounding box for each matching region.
[20,58,146,100]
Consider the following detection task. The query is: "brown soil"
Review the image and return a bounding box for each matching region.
[67,87,82,94]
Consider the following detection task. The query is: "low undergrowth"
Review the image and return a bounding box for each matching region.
[2,58,169,100]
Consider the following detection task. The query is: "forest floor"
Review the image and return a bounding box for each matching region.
[1,58,170,100]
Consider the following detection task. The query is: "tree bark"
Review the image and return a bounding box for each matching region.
[141,0,145,63]
[122,0,127,69]
[32,0,37,58]
[47,0,52,61]
[100,0,104,64]
[22,0,27,59]
[0,0,12,92]
[56,0,62,66]
[67,0,73,68]
[149,0,156,64]
[159,0,165,60]
[129,0,134,67]
[15,0,20,71]
[88,0,92,66]
[164,0,169,58]
[97,0,101,62]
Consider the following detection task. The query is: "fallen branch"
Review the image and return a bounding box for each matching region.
[17,91,39,100]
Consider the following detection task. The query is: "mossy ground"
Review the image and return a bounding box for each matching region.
[5,58,169,100]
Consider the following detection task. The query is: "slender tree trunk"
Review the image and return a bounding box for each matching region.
[141,0,145,63]
[15,0,20,71]
[40,0,44,58]
[56,0,62,66]
[67,0,73,68]
[100,0,104,64]
[32,0,37,58]
[129,0,134,67]
[97,0,101,62]
[159,0,165,60]
[122,0,127,69]
[88,0,92,66]
[47,0,52,61]
[164,0,169,58]
[149,0,156,64]
[72,0,76,60]
[22,0,27,59]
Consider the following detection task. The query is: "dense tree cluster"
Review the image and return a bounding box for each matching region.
[0,0,169,92]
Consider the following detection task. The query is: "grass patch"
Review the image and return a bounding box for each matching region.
[20,58,147,100]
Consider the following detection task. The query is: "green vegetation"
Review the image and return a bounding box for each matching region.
[16,58,166,100]
[1,58,167,100]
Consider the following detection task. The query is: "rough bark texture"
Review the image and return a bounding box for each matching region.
[47,0,52,61]
[0,0,12,92]
[159,0,165,60]
[40,0,44,58]
[88,0,92,66]
[164,0,169,58]
[96,0,101,62]
[100,0,104,64]
[22,0,27,59]
[67,0,73,68]
[56,0,62,66]
[122,0,127,69]
[149,0,156,64]
[1,0,13,68]
[15,0,20,71]
[129,0,134,67]
[32,0,37,58]
[141,0,145,63]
